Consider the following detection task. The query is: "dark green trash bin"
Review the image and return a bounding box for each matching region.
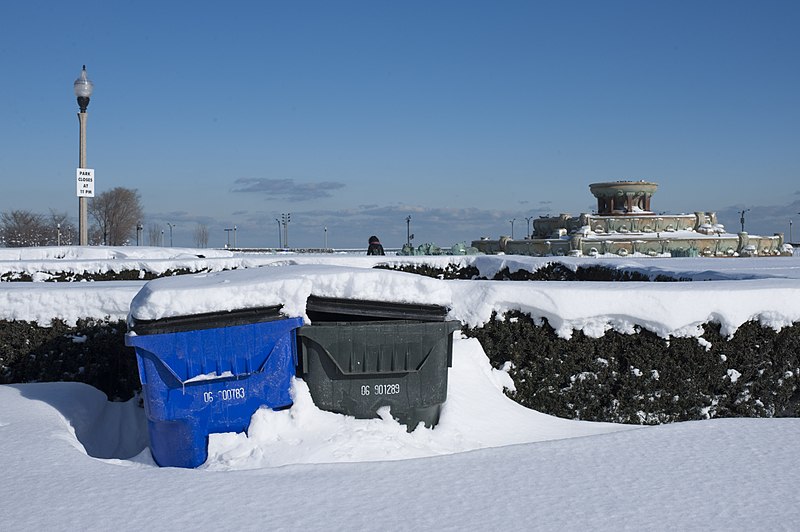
[297,296,460,430]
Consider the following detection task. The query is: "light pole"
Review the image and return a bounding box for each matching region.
[136,222,143,246]
[525,216,534,239]
[740,209,750,232]
[509,218,516,239]
[281,213,290,248]
[160,229,164,247]
[233,225,237,249]
[324,226,328,250]
[74,65,94,246]
[57,223,61,246]
[275,218,282,248]
[406,215,413,246]
[167,223,176,247]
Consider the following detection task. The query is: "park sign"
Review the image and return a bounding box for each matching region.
[76,168,94,197]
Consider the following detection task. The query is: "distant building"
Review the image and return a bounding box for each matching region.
[473,181,791,257]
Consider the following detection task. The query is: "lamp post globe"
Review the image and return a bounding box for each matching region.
[74,65,94,111]
[74,65,94,245]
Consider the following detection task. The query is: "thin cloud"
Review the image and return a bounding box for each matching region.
[231,178,346,202]
[145,211,219,226]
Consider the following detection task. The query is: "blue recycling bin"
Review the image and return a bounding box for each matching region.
[126,306,303,468]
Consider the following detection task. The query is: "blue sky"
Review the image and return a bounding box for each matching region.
[2,1,799,248]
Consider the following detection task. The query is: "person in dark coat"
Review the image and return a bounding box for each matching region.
[367,235,385,255]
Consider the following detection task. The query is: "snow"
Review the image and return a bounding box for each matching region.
[2,247,800,529]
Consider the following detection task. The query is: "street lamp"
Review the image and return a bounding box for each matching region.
[324,226,328,250]
[525,216,534,239]
[136,222,143,246]
[74,65,94,246]
[233,225,237,249]
[281,213,290,248]
[167,223,176,247]
[160,229,164,247]
[224,227,233,248]
[739,209,750,232]
[405,215,413,246]
[57,223,61,246]
[509,218,516,239]
[275,218,282,248]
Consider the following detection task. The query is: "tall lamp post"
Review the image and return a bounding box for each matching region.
[509,218,516,239]
[324,226,328,250]
[275,218,282,248]
[405,215,413,246]
[136,222,143,246]
[791,219,794,244]
[525,216,534,239]
[281,212,292,249]
[281,213,290,248]
[74,66,94,246]
[740,209,750,232]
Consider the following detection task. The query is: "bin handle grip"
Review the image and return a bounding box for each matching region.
[298,336,430,376]
[138,339,294,386]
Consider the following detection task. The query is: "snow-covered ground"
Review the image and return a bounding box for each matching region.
[2,247,800,530]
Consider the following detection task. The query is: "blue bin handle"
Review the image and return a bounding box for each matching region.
[132,335,297,387]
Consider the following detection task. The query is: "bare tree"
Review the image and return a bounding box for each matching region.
[1,210,48,247]
[89,187,144,245]
[147,223,162,246]
[193,224,209,248]
[0,210,79,247]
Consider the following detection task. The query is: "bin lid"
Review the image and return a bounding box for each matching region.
[128,305,286,335]
[306,295,448,322]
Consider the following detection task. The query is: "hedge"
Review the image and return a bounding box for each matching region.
[464,311,800,424]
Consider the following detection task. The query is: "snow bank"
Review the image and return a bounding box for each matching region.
[0,281,143,325]
[204,335,623,469]
[129,262,800,340]
[2,251,799,340]
[2,344,800,530]
[447,277,800,339]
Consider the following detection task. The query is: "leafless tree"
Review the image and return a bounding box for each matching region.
[1,210,47,247]
[0,210,78,247]
[89,187,144,245]
[193,224,209,248]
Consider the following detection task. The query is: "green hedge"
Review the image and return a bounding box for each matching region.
[379,262,688,282]
[0,318,138,401]
[465,311,800,424]
[0,267,215,283]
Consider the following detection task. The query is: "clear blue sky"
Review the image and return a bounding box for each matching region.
[2,0,799,248]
